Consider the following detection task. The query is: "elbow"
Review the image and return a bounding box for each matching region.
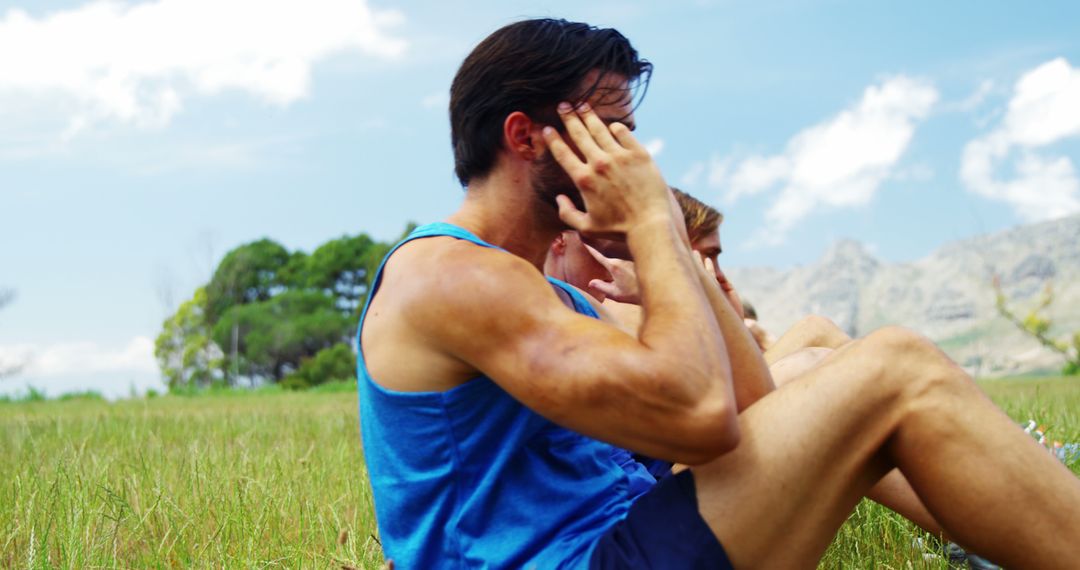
[672,394,741,465]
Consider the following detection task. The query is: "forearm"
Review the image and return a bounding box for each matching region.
[695,267,775,411]
[627,217,732,398]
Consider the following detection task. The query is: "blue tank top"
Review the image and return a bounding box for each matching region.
[357,222,656,569]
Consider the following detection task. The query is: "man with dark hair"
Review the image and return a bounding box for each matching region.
[357,18,1080,569]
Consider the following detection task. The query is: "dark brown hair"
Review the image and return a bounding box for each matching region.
[449,19,652,187]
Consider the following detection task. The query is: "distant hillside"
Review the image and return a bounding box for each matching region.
[728,214,1080,377]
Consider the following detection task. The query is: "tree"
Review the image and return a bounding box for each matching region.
[154,287,224,389]
[154,223,413,390]
[211,290,351,382]
[301,234,381,315]
[296,229,415,320]
[204,239,295,324]
[281,343,356,389]
[994,278,1080,375]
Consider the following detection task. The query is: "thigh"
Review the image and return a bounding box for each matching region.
[764,315,851,366]
[768,346,832,388]
[691,340,908,569]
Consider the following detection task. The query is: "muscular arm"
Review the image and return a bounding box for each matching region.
[419,241,738,466]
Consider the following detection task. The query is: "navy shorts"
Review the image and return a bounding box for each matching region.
[589,470,733,569]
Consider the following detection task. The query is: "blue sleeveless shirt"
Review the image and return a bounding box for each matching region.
[357,223,656,569]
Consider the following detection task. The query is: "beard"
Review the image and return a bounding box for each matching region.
[531,152,586,217]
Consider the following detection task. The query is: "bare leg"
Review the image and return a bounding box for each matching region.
[695,327,1080,568]
[771,350,947,537]
[769,346,946,538]
[764,315,852,366]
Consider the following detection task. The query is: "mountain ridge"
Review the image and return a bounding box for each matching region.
[727,214,1080,376]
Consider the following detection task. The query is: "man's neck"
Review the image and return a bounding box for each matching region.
[446,170,563,270]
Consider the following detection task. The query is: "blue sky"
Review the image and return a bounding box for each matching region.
[2,0,1079,397]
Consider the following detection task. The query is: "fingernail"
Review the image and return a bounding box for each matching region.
[558,102,571,113]
[542,126,555,137]
[579,102,591,112]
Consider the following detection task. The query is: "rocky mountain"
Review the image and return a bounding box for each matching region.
[727,214,1080,377]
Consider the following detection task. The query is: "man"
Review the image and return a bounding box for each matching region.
[357,18,1080,568]
[562,187,950,540]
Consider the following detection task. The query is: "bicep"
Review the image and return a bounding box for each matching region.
[416,260,707,459]
[487,304,731,463]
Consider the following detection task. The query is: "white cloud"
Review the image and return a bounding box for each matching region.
[0,336,157,377]
[0,0,407,135]
[643,138,664,157]
[960,58,1080,221]
[945,79,995,113]
[707,76,938,243]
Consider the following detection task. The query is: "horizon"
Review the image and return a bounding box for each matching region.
[2,0,1079,397]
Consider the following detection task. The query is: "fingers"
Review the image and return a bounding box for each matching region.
[574,102,621,152]
[609,121,643,152]
[556,194,590,230]
[542,126,588,180]
[589,279,620,298]
[583,243,616,270]
[556,102,606,161]
[703,256,716,275]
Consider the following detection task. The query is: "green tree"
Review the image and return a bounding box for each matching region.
[211,290,351,382]
[302,234,381,316]
[154,287,224,389]
[204,239,296,324]
[281,343,356,389]
[994,278,1080,375]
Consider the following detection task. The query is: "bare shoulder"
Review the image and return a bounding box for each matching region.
[384,237,555,320]
[361,237,566,391]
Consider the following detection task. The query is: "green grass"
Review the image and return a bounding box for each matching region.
[1,391,380,569]
[2,377,1078,568]
[822,375,1080,569]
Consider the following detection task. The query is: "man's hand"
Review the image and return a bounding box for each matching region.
[542,102,671,236]
[584,243,642,304]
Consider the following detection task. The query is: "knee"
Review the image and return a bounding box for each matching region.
[860,326,946,376]
[794,314,850,349]
[862,326,931,358]
[771,346,833,387]
[860,326,969,401]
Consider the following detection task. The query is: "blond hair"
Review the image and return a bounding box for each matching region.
[671,187,723,244]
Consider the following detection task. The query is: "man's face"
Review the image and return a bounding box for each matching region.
[691,230,723,282]
[530,72,637,214]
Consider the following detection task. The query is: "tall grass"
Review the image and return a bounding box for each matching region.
[1,392,380,568]
[2,377,1077,568]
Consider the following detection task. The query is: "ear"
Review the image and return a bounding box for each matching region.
[503,111,538,161]
[550,233,566,255]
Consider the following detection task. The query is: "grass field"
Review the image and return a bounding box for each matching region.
[3,377,1078,568]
